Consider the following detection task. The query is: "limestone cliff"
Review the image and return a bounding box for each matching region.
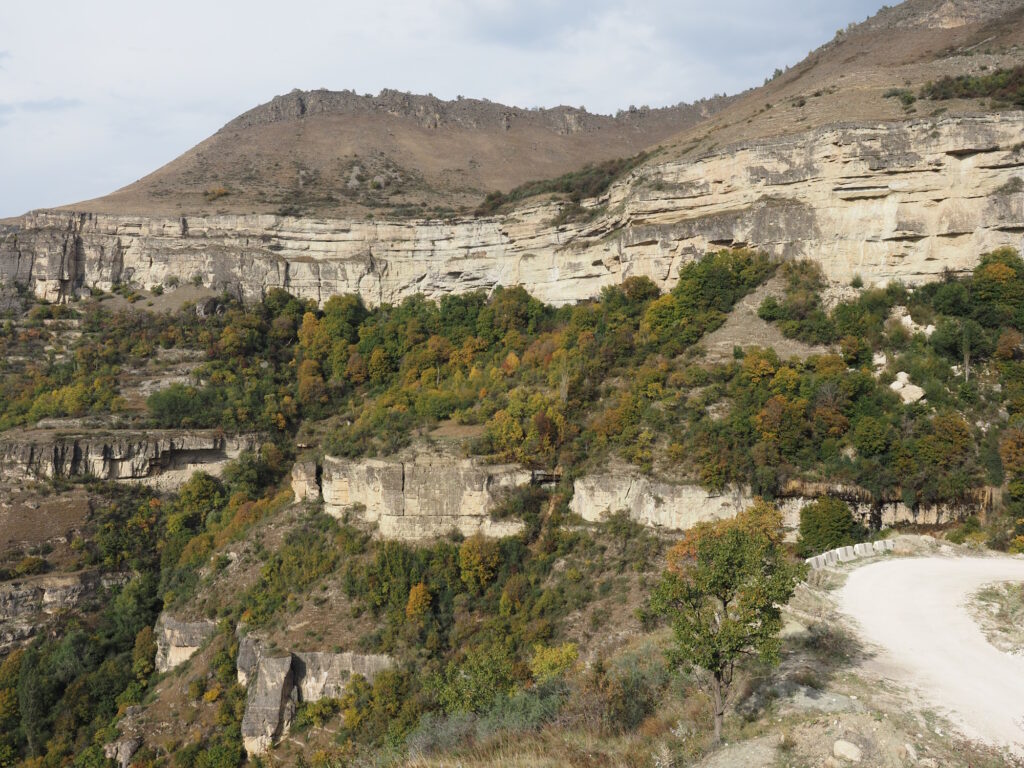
[237,635,392,757]
[0,571,124,652]
[571,473,993,532]
[153,614,217,673]
[2,115,1020,305]
[321,454,538,539]
[0,429,260,486]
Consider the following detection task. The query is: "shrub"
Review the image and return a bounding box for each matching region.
[797,496,864,556]
[529,642,579,683]
[459,535,500,594]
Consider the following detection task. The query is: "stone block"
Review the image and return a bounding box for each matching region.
[241,656,295,758]
[290,461,320,502]
[154,614,216,673]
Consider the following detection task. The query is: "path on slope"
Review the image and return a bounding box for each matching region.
[838,556,1024,757]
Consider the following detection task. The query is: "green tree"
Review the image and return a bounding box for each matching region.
[651,501,805,742]
[797,496,864,557]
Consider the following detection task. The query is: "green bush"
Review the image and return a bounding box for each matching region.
[798,497,865,557]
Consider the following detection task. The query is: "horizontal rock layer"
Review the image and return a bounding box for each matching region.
[321,453,536,539]
[0,429,260,485]
[571,473,992,531]
[2,115,1021,306]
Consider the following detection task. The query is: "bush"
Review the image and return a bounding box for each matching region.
[798,497,864,557]
[921,66,1024,107]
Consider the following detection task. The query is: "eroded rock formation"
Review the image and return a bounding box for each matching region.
[290,460,320,502]
[321,453,536,539]
[2,115,1021,305]
[571,473,992,531]
[0,571,122,652]
[237,634,392,757]
[0,430,260,486]
[154,614,217,673]
[241,655,296,758]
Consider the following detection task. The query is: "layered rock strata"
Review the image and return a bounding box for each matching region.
[321,454,537,539]
[571,474,991,531]
[0,430,260,485]
[1,116,1021,306]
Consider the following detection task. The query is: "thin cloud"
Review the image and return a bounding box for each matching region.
[0,0,890,217]
[19,97,83,112]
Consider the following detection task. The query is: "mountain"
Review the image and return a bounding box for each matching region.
[2,3,1024,767]
[61,89,733,219]
[2,0,1021,306]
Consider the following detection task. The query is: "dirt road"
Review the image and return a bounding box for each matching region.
[838,556,1024,757]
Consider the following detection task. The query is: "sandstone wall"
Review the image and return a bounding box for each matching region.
[2,116,1020,306]
[0,430,260,486]
[321,454,534,539]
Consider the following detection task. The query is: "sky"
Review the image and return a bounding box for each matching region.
[0,0,888,218]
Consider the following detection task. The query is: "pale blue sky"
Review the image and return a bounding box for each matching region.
[0,0,887,217]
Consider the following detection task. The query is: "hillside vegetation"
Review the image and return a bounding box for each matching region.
[3,247,1024,766]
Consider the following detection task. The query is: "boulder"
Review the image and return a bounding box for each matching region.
[890,372,926,404]
[833,739,863,762]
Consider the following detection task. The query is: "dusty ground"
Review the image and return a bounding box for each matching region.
[698,276,832,364]
[839,553,1024,757]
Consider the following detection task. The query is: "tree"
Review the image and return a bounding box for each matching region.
[797,496,864,556]
[651,501,805,742]
[458,535,500,594]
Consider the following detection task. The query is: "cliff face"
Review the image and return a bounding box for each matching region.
[321,453,535,539]
[571,474,992,531]
[236,633,392,757]
[3,115,1021,305]
[0,430,260,486]
[0,571,124,652]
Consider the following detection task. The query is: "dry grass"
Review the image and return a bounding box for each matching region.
[970,580,1024,654]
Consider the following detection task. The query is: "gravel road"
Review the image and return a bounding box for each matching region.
[838,556,1024,756]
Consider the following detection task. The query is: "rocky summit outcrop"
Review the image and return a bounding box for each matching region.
[153,613,217,673]
[1,115,1021,305]
[0,429,260,486]
[321,453,539,539]
[238,634,392,757]
[571,473,992,532]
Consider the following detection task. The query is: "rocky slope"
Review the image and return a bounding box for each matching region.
[3,114,1021,305]
[53,88,731,219]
